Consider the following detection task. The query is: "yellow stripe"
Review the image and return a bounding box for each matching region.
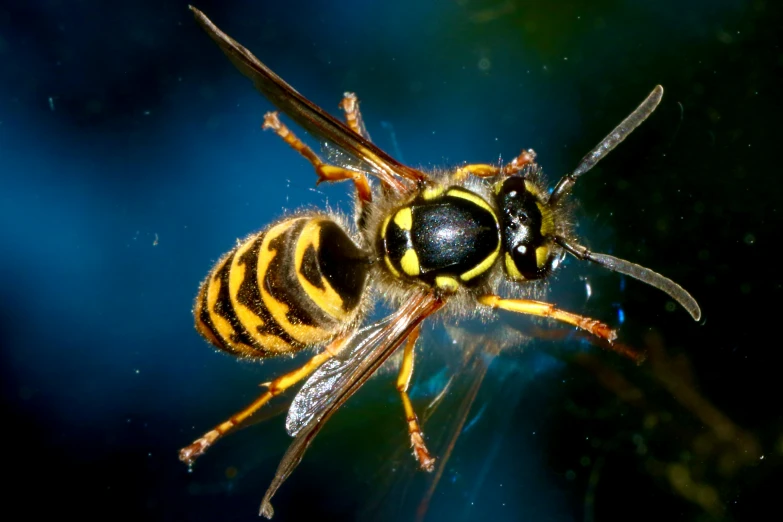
[257,220,333,346]
[384,255,401,278]
[446,188,495,215]
[400,249,420,276]
[228,236,295,353]
[422,185,445,200]
[435,276,459,293]
[393,207,413,231]
[194,284,223,349]
[294,219,348,321]
[380,214,391,239]
[205,256,256,356]
[460,243,500,281]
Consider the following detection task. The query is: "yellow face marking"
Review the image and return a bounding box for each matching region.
[393,207,413,231]
[400,249,420,276]
[446,188,495,216]
[524,180,541,198]
[258,220,332,345]
[460,244,500,281]
[295,219,348,321]
[504,252,525,280]
[422,185,445,200]
[523,180,555,236]
[536,245,549,268]
[435,276,460,293]
[380,214,391,239]
[536,201,556,236]
[384,255,401,278]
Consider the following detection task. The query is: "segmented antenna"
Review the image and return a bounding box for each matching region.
[554,237,701,321]
[549,85,664,206]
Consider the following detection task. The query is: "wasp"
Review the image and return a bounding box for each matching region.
[182,6,701,518]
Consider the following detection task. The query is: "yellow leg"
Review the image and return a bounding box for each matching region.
[179,333,352,466]
[454,149,537,181]
[478,294,618,342]
[396,325,435,472]
[339,92,372,141]
[262,112,372,204]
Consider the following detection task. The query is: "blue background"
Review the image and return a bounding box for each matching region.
[1,1,779,520]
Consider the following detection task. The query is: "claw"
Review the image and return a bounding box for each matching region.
[179,429,220,465]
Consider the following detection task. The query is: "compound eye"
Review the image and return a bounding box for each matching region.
[506,243,564,281]
[508,243,546,280]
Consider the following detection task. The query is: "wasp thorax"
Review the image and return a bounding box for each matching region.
[495,176,561,281]
[378,186,501,291]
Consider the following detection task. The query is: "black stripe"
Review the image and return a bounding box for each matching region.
[233,234,303,350]
[198,253,246,356]
[299,244,325,290]
[264,219,338,329]
[211,249,274,356]
[196,280,229,351]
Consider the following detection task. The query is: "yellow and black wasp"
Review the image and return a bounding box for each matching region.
[182,6,701,518]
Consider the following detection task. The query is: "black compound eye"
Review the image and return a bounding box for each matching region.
[508,243,562,280]
[510,244,541,279]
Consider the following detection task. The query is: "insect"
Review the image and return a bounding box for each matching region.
[183,6,701,518]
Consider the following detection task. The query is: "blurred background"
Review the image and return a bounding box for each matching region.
[1,0,780,520]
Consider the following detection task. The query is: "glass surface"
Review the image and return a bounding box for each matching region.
[1,1,779,520]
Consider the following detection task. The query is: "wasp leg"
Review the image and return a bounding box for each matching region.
[179,332,354,466]
[478,294,618,342]
[453,149,537,181]
[262,112,372,204]
[396,325,436,472]
[339,92,372,141]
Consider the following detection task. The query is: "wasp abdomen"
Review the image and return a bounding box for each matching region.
[195,217,370,358]
[380,187,500,290]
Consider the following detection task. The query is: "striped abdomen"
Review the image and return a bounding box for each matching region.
[195,216,371,358]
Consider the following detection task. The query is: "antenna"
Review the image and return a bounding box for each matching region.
[555,236,701,321]
[549,85,664,206]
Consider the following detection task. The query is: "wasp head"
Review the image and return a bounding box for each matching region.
[494,174,564,281]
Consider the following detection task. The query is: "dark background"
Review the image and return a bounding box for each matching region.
[1,0,780,520]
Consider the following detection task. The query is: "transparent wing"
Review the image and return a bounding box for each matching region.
[190,6,426,194]
[286,315,392,436]
[259,291,445,518]
[322,142,372,175]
